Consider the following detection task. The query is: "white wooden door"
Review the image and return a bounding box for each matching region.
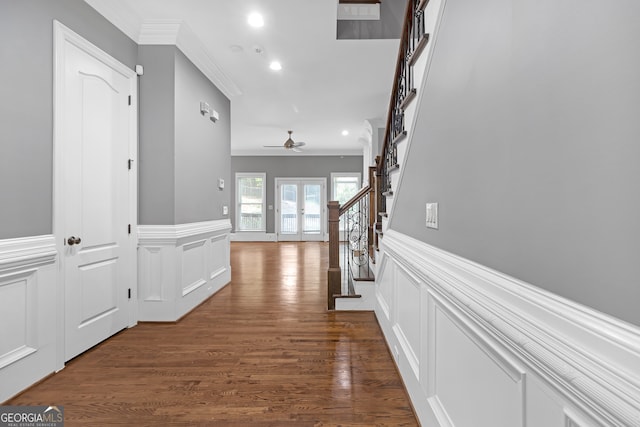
[276,179,326,241]
[55,22,137,361]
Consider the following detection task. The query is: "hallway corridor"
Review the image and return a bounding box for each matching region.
[7,242,417,426]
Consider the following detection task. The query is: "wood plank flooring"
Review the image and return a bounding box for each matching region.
[8,241,418,426]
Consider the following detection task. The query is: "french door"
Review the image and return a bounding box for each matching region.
[276,178,326,241]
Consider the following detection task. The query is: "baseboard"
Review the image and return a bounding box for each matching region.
[230,232,277,242]
[0,235,58,403]
[138,220,232,321]
[376,229,640,427]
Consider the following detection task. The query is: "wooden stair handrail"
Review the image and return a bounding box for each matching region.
[339,184,372,215]
[377,0,416,176]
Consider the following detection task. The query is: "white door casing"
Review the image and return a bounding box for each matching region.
[53,21,137,363]
[275,178,326,242]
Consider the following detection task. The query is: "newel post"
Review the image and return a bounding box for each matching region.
[327,200,341,310]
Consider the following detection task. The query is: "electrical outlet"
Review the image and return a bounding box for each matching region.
[426,203,438,229]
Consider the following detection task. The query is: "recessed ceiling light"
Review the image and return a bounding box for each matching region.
[269,61,282,71]
[248,12,264,28]
[341,130,349,136]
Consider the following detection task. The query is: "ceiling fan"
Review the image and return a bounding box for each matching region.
[263,130,306,152]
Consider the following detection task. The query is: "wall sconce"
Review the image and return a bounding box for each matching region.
[199,101,210,116]
[200,101,219,123]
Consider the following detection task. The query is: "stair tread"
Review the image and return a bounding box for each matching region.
[408,34,430,67]
[392,130,407,145]
[400,89,417,110]
[333,293,362,299]
[350,263,375,282]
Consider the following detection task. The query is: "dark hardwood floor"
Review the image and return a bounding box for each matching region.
[8,241,418,426]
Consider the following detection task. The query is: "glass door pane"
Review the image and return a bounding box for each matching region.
[302,183,321,234]
[280,184,298,235]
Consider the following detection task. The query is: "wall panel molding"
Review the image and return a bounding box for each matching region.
[137,220,232,321]
[0,235,57,274]
[376,229,640,427]
[0,235,58,403]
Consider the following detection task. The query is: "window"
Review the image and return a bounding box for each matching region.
[331,173,361,204]
[236,173,266,231]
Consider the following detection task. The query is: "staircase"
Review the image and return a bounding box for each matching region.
[328,0,442,310]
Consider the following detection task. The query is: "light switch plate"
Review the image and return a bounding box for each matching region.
[218,178,225,189]
[426,203,438,229]
[222,205,228,215]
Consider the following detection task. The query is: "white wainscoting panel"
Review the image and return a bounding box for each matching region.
[375,256,393,322]
[376,229,640,427]
[434,303,525,427]
[0,235,58,403]
[138,220,232,322]
[209,234,229,280]
[181,240,207,296]
[393,266,421,379]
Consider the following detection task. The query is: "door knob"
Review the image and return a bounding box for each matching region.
[67,236,82,246]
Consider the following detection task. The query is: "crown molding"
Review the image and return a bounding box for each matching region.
[83,1,241,98]
[138,19,181,45]
[84,0,141,42]
[173,22,242,98]
[138,20,241,98]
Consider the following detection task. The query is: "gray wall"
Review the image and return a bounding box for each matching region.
[391,0,640,325]
[231,156,363,233]
[174,49,230,224]
[0,0,137,239]
[137,47,231,225]
[138,46,176,225]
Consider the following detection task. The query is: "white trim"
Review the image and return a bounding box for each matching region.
[83,1,242,99]
[0,235,57,273]
[230,232,277,242]
[137,220,232,322]
[138,20,242,98]
[235,173,267,233]
[377,229,640,427]
[138,219,232,245]
[330,172,362,201]
[274,177,327,241]
[84,0,142,42]
[337,3,380,21]
[0,235,58,402]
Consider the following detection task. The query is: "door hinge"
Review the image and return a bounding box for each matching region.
[128,224,131,234]
[128,288,131,299]
[128,159,133,170]
[128,95,131,105]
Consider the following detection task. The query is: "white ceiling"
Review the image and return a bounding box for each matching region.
[85,0,399,156]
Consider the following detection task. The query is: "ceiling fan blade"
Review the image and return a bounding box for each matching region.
[263,145,284,148]
[293,141,306,147]
[291,147,303,153]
